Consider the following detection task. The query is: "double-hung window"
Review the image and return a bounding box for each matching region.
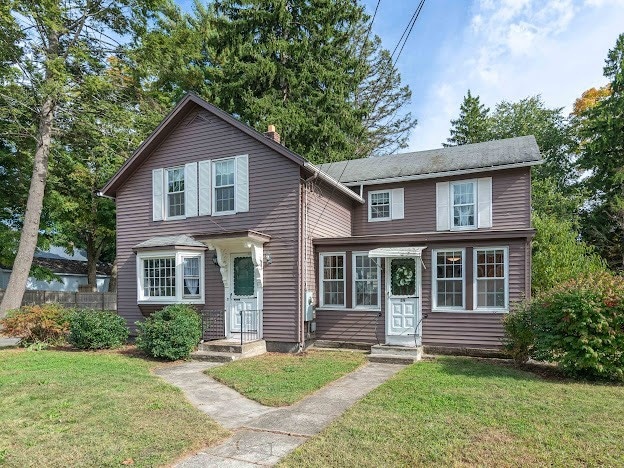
[320,253,345,307]
[214,158,235,214]
[451,181,476,229]
[369,191,391,220]
[475,248,508,310]
[433,249,465,309]
[353,253,380,308]
[138,251,204,303]
[166,168,185,218]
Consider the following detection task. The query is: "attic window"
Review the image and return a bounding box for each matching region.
[166,168,185,218]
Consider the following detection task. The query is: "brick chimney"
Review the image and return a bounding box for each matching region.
[264,124,281,144]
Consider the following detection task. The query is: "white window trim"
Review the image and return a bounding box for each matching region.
[212,156,237,216]
[473,246,509,312]
[319,252,346,308]
[351,251,381,310]
[165,166,187,221]
[431,248,466,311]
[136,250,205,304]
[449,179,477,231]
[367,189,392,222]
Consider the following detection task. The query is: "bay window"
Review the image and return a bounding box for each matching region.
[137,251,204,303]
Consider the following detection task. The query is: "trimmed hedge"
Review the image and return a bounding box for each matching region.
[135,304,202,361]
[504,272,624,381]
[68,310,129,350]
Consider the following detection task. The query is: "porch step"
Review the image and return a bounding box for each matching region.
[312,340,372,351]
[192,339,267,362]
[368,344,423,365]
[368,354,419,365]
[190,350,240,362]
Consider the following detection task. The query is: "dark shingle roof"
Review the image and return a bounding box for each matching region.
[318,136,542,185]
[133,235,206,250]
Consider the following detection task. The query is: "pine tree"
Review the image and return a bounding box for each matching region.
[444,90,490,147]
[576,33,624,270]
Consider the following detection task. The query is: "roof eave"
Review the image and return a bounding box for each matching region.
[304,162,365,204]
[340,159,543,187]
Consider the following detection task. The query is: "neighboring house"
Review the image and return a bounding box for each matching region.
[101,93,540,352]
[0,246,111,292]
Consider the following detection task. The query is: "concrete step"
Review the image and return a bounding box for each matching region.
[371,344,423,359]
[367,354,418,365]
[190,350,240,362]
[198,339,266,356]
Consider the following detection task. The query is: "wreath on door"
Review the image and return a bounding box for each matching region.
[394,265,414,287]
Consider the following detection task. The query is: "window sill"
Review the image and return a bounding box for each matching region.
[367,217,392,223]
[212,210,236,217]
[431,308,508,314]
[316,307,380,312]
[138,298,205,305]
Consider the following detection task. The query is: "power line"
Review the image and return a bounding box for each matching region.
[394,0,426,66]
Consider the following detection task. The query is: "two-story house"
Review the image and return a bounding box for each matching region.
[101,93,540,353]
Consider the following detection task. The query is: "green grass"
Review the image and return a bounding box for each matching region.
[0,349,229,467]
[205,350,367,406]
[280,357,624,467]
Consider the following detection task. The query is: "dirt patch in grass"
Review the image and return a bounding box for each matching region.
[0,349,229,467]
[206,350,367,406]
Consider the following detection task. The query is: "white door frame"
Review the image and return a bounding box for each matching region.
[385,256,422,346]
[226,252,263,339]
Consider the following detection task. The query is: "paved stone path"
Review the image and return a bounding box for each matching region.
[0,337,20,349]
[155,360,405,467]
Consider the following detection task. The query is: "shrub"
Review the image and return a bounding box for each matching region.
[0,304,70,346]
[507,272,624,381]
[503,300,534,364]
[68,310,129,350]
[135,304,201,361]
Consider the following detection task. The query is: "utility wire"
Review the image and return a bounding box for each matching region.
[393,0,425,66]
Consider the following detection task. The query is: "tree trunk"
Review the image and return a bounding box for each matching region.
[0,29,59,316]
[0,94,55,315]
[108,257,117,293]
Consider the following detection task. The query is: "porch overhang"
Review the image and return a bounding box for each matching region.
[368,246,427,258]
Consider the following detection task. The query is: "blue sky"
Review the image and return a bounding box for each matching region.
[178,0,624,152]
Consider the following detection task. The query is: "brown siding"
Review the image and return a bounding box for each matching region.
[315,238,528,348]
[116,105,301,341]
[303,178,353,304]
[352,167,531,236]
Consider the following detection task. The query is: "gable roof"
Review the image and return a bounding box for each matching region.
[318,136,542,186]
[99,93,363,203]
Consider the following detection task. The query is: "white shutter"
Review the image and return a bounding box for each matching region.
[436,181,450,231]
[152,168,164,221]
[198,160,211,216]
[477,177,492,228]
[391,188,404,220]
[185,162,198,217]
[235,154,249,213]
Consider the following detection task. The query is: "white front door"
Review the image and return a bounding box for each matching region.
[386,257,421,346]
[230,254,257,334]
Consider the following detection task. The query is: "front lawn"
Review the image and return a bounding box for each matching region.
[281,357,624,467]
[205,350,366,406]
[0,349,229,467]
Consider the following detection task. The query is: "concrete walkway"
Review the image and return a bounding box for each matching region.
[0,337,20,349]
[156,360,405,467]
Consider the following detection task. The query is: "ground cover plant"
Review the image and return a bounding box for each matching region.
[0,349,228,467]
[206,350,367,406]
[280,357,624,467]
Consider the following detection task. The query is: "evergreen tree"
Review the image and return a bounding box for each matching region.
[576,33,624,270]
[444,90,490,147]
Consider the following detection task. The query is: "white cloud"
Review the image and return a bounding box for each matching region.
[407,0,624,151]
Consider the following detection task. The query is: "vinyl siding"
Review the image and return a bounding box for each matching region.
[314,238,528,348]
[116,105,301,342]
[352,167,531,236]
